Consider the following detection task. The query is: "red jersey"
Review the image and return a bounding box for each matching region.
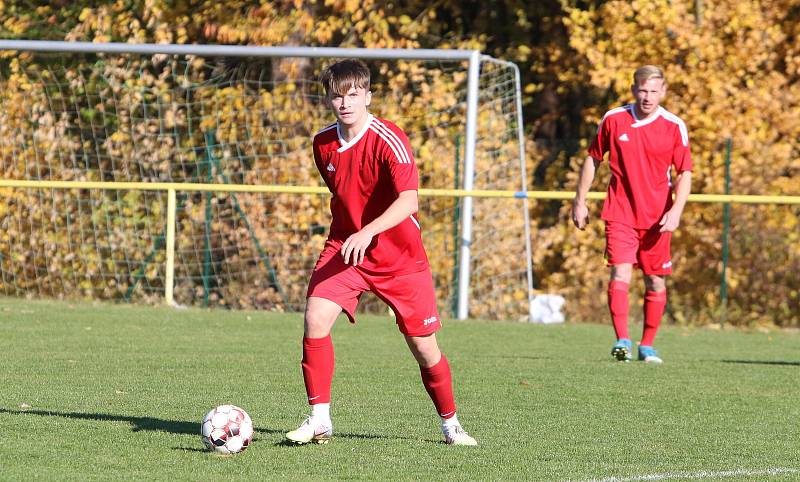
[588,104,692,229]
[312,114,429,275]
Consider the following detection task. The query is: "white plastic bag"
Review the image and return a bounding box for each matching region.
[529,294,566,324]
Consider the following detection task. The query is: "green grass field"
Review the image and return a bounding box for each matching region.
[1,297,798,481]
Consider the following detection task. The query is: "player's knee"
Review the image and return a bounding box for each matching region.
[406,334,441,367]
[304,308,334,337]
[414,349,442,368]
[610,264,633,283]
[646,275,666,292]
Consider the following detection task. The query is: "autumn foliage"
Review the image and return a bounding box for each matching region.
[0,0,798,326]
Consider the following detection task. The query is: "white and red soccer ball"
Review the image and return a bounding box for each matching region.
[201,405,253,454]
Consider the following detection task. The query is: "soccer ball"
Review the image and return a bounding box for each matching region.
[201,405,254,454]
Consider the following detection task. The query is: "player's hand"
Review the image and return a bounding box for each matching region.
[659,209,681,232]
[571,201,589,230]
[341,229,375,266]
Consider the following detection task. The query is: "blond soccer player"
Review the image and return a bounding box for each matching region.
[572,65,692,363]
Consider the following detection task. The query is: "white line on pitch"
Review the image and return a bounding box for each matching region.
[576,467,800,482]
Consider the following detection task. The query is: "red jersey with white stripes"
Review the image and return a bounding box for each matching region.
[588,104,692,229]
[312,114,429,275]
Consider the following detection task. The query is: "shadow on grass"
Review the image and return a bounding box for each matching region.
[0,408,397,442]
[721,359,800,367]
[0,407,281,436]
[484,355,553,361]
[273,431,393,447]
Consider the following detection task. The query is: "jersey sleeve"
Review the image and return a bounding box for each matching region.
[671,122,692,172]
[376,121,419,193]
[587,114,610,161]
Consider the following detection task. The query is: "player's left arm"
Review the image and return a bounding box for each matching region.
[659,170,692,232]
[660,120,693,233]
[341,190,418,266]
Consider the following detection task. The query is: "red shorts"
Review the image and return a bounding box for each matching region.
[605,221,672,275]
[306,242,442,336]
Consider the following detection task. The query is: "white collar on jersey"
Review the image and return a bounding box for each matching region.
[336,114,374,153]
[630,105,664,128]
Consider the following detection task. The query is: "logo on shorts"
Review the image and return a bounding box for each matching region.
[618,133,630,142]
[662,261,672,269]
[423,316,438,326]
[327,162,335,172]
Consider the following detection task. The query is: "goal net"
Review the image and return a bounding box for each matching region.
[0,46,531,321]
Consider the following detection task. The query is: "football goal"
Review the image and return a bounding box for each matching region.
[0,40,532,321]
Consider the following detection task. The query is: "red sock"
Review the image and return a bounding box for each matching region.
[641,289,667,346]
[420,354,456,419]
[608,280,630,340]
[301,335,334,405]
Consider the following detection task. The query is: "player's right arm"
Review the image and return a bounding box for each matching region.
[573,110,611,230]
[572,156,601,230]
[341,189,418,266]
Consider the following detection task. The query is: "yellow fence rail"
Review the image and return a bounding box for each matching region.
[2,179,799,305]
[2,179,800,203]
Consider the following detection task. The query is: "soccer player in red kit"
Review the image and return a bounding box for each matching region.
[285,59,476,445]
[572,65,692,363]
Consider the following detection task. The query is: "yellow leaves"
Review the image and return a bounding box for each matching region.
[553,0,800,325]
[78,7,93,22]
[3,12,31,35]
[0,2,793,322]
[314,18,337,43]
[175,26,189,44]
[516,44,532,63]
[343,0,361,12]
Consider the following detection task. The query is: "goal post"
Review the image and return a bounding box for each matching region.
[0,40,533,321]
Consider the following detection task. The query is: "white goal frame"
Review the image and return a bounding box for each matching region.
[0,39,533,321]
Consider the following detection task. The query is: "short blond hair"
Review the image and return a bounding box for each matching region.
[633,65,665,85]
